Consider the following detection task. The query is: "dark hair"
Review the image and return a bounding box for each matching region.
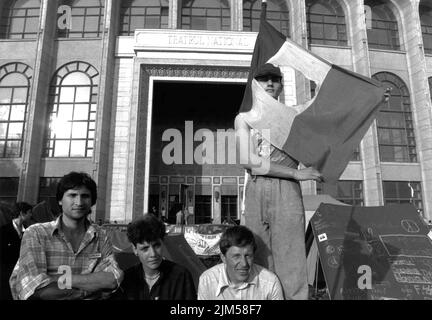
[127,214,166,246]
[56,172,97,206]
[219,225,257,255]
[12,202,33,218]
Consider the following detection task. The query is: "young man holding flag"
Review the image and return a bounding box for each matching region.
[235,63,322,299]
[235,1,387,299]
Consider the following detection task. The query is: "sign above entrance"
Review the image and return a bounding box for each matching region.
[135,30,257,54]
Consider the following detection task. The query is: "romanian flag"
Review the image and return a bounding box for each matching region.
[239,15,385,184]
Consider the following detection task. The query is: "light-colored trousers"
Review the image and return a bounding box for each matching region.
[244,176,309,300]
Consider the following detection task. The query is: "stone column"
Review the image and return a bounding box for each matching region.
[231,0,242,31]
[393,0,432,221]
[169,0,177,29]
[346,0,383,206]
[93,0,120,222]
[18,0,58,203]
[289,0,317,196]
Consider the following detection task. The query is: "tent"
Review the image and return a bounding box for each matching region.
[303,195,349,290]
[30,201,56,224]
[307,202,432,299]
[303,194,349,229]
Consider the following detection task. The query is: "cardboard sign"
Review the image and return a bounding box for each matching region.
[311,203,432,300]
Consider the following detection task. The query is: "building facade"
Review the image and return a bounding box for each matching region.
[0,0,431,224]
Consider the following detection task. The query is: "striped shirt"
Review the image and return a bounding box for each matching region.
[9,216,123,300]
[197,263,284,300]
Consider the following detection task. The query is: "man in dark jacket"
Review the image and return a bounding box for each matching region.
[0,202,33,300]
[113,214,196,300]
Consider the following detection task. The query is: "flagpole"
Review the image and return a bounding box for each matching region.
[261,0,267,20]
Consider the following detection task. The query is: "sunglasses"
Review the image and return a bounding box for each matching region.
[255,75,282,83]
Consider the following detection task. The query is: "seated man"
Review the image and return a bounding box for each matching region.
[9,172,123,300]
[113,214,196,300]
[198,225,284,300]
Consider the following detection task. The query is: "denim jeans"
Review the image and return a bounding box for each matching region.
[244,176,308,300]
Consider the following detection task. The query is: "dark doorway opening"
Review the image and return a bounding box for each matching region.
[150,81,245,224]
[152,81,245,127]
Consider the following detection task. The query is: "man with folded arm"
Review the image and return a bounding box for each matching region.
[9,171,123,300]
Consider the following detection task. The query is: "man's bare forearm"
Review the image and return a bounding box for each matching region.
[31,282,85,300]
[72,272,118,291]
[250,160,298,179]
[31,271,118,300]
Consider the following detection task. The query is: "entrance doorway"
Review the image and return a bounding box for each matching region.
[149,81,245,224]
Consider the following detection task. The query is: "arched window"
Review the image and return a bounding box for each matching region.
[306,0,347,46]
[365,0,400,50]
[44,62,98,158]
[181,0,230,31]
[0,63,32,158]
[120,0,169,35]
[243,0,289,36]
[420,3,432,55]
[57,0,104,38]
[373,72,416,163]
[0,0,40,39]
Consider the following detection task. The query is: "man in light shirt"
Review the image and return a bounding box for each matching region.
[198,225,283,300]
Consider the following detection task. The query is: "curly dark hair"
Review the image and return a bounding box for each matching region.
[56,172,97,206]
[12,202,33,219]
[219,225,257,255]
[127,214,166,246]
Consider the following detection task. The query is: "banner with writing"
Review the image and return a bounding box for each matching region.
[183,225,225,256]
